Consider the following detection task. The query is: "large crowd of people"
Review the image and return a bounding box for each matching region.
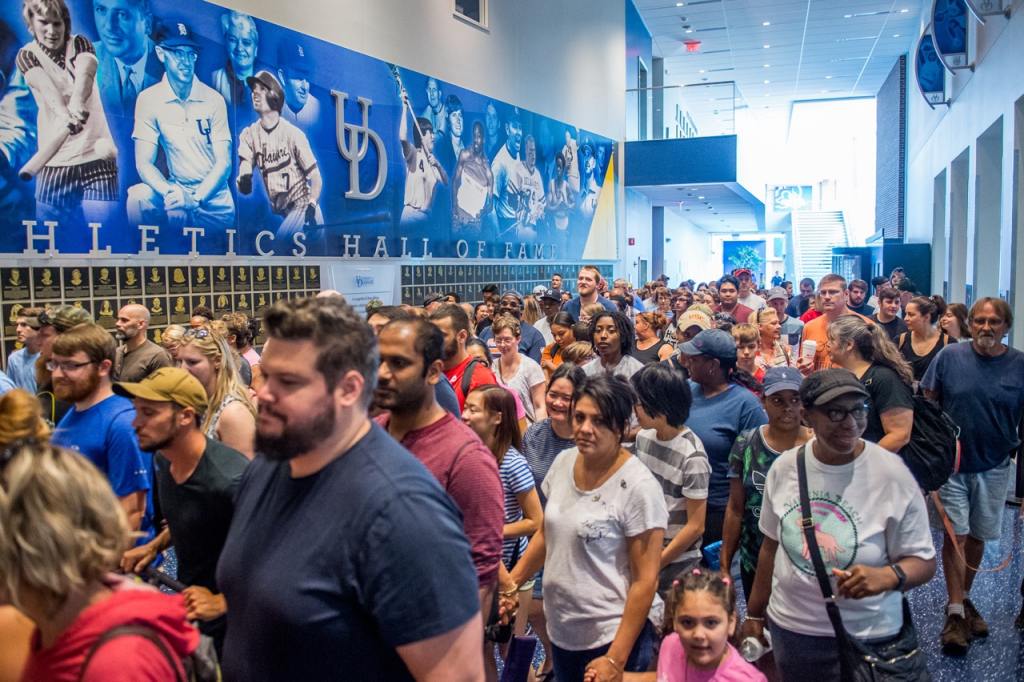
[1,264,1022,682]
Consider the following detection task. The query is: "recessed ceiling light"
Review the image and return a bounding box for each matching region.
[676,1,684,6]
[825,75,833,79]
[698,69,705,73]
[698,196,705,200]
[763,44,771,49]
[844,14,852,18]
[893,33,901,38]
[763,63,771,68]
[899,8,909,12]
[762,21,771,26]
[763,79,771,84]
[685,28,694,33]
[820,89,828,93]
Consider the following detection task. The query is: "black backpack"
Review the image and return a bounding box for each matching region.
[901,395,961,492]
[461,358,481,398]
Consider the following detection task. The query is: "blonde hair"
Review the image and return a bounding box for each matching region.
[0,442,129,615]
[161,324,187,351]
[731,323,759,345]
[179,328,257,432]
[522,296,541,326]
[0,390,50,447]
[562,341,595,365]
[636,311,668,334]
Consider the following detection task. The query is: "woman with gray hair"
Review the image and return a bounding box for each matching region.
[0,438,198,680]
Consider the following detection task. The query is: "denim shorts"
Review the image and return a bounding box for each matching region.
[532,568,543,600]
[937,458,1013,541]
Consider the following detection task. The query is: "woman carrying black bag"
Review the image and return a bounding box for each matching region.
[741,370,936,681]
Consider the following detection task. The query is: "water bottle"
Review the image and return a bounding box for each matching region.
[740,629,772,662]
[801,339,817,364]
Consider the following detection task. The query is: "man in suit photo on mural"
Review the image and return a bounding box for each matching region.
[128,20,234,234]
[17,0,119,247]
[237,69,322,244]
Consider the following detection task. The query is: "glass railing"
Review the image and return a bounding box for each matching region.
[625,81,739,142]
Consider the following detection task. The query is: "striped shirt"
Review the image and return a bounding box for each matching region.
[521,418,575,495]
[634,428,711,567]
[499,448,534,566]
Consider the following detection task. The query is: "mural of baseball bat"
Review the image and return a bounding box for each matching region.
[18,129,70,180]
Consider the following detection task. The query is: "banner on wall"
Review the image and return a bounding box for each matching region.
[0,0,616,260]
[770,186,812,212]
[932,0,970,70]
[914,32,948,108]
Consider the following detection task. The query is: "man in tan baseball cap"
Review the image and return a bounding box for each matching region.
[115,367,248,651]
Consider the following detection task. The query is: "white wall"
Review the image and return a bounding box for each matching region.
[663,209,712,283]
[905,3,1024,316]
[218,0,626,139]
[624,188,653,284]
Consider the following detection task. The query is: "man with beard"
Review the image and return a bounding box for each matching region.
[923,297,1024,655]
[478,290,545,362]
[430,303,497,411]
[452,120,493,233]
[562,265,616,322]
[374,318,503,613]
[49,323,152,535]
[846,278,875,316]
[33,304,93,425]
[216,297,484,681]
[117,367,247,654]
[112,303,172,382]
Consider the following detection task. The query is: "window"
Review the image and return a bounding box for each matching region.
[453,0,487,28]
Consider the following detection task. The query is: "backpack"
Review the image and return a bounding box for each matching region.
[901,395,961,491]
[78,623,219,682]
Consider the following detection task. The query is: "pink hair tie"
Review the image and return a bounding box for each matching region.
[692,568,702,576]
[722,576,731,585]
[672,580,680,587]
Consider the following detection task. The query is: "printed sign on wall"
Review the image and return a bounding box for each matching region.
[0,0,616,260]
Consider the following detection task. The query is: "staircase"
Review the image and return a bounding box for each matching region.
[791,211,849,285]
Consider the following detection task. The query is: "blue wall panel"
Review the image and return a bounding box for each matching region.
[624,136,738,187]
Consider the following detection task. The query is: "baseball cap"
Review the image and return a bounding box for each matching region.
[799,369,869,407]
[113,367,209,414]
[767,287,788,302]
[733,268,754,279]
[156,20,201,49]
[422,292,444,307]
[678,329,737,361]
[39,305,93,332]
[675,310,712,332]
[500,290,523,302]
[278,41,312,76]
[532,285,547,296]
[246,71,285,111]
[763,367,804,396]
[539,288,563,302]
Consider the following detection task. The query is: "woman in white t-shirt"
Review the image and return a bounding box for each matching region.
[741,369,936,681]
[504,374,667,681]
[491,315,546,423]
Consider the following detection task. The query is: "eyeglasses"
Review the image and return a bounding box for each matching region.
[163,47,199,62]
[46,359,96,373]
[184,328,210,340]
[822,402,869,423]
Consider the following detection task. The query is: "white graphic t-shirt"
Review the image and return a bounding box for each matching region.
[759,439,934,639]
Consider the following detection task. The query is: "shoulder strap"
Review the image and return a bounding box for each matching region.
[461,358,480,398]
[898,332,908,350]
[79,624,184,682]
[797,445,850,644]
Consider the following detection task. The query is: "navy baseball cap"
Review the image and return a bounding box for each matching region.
[800,369,869,407]
[278,41,312,76]
[679,329,737,361]
[763,367,803,396]
[539,288,563,302]
[156,20,200,49]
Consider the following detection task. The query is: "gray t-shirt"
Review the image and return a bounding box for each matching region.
[114,339,173,383]
[492,355,546,422]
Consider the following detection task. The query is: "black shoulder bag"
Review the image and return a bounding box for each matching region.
[796,445,930,682]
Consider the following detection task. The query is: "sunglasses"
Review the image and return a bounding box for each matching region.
[184,328,211,340]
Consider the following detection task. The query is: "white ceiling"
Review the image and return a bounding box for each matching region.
[631,182,763,231]
[635,0,923,117]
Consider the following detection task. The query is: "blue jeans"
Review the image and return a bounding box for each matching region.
[550,619,656,681]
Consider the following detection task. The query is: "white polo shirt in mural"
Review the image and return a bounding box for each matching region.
[133,75,231,188]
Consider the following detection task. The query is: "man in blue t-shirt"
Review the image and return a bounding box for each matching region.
[478,290,545,362]
[217,296,484,680]
[562,265,617,322]
[48,323,152,537]
[923,297,1024,656]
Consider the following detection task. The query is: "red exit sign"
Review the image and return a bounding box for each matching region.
[628,237,636,246]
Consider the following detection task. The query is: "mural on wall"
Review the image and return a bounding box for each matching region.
[0,0,616,260]
[722,241,766,285]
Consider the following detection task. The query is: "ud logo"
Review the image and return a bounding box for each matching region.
[177,23,188,36]
[332,91,387,200]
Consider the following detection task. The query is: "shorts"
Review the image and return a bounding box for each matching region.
[532,568,544,600]
[937,458,1013,541]
[37,158,118,207]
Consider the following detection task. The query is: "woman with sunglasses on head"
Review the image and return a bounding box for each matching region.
[631,312,674,364]
[827,315,914,454]
[741,370,935,681]
[177,327,257,459]
[504,374,667,681]
[0,435,199,680]
[520,362,585,681]
[541,312,577,378]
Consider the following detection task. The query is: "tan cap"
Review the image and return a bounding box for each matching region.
[113,367,208,413]
[675,309,712,332]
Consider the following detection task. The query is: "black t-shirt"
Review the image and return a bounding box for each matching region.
[871,313,908,342]
[154,437,247,591]
[216,423,479,681]
[860,365,914,445]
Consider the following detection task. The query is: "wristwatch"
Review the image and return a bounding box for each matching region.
[889,563,907,592]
